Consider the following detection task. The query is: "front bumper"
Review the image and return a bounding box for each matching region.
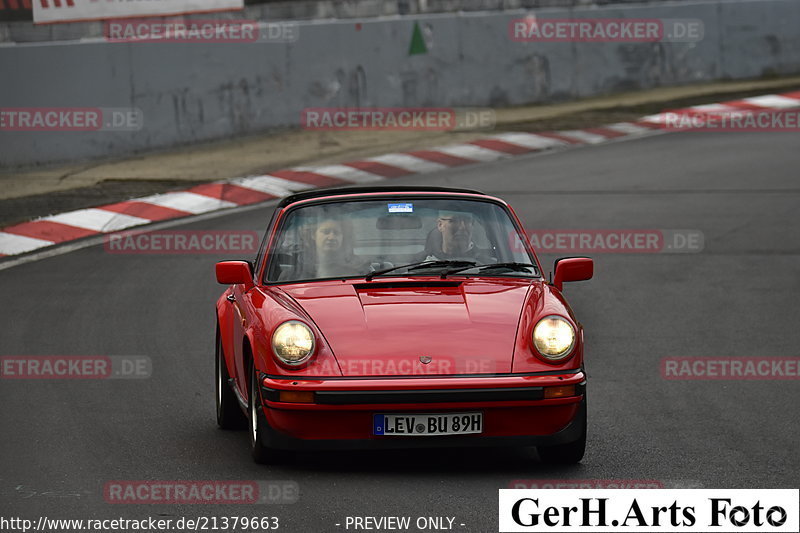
[257,371,586,450]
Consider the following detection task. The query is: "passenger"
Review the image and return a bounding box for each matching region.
[311,217,361,278]
[280,216,361,280]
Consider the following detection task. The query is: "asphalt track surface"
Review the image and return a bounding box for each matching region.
[1,130,798,532]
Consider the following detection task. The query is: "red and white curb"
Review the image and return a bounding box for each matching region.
[1,90,798,257]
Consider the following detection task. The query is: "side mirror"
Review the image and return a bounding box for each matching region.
[552,257,593,292]
[216,261,254,290]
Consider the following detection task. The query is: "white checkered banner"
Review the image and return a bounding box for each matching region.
[33,0,242,24]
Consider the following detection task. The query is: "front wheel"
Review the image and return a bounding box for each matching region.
[537,398,587,464]
[248,363,291,464]
[216,332,246,429]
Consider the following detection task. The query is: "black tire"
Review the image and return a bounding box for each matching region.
[537,398,587,464]
[248,362,292,464]
[216,331,246,429]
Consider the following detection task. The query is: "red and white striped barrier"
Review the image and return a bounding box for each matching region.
[2,90,799,257]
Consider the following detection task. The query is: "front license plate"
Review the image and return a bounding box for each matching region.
[373,412,483,436]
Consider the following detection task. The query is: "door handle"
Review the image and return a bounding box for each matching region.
[229,295,246,328]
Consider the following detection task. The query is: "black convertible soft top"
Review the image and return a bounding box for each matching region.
[277,185,486,208]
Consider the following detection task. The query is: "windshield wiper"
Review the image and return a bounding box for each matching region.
[440,262,538,279]
[365,260,476,281]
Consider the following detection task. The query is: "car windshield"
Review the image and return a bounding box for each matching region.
[265,197,537,283]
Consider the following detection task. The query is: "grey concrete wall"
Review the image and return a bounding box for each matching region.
[1,0,799,168]
[0,1,697,43]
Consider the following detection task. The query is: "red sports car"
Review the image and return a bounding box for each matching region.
[215,186,592,463]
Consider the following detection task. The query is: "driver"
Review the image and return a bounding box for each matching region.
[422,210,495,263]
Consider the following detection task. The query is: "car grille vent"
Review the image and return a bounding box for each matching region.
[354,281,462,290]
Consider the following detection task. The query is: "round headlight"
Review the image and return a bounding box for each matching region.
[532,315,575,360]
[271,321,315,366]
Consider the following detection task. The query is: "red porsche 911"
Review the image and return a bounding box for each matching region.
[214,186,593,463]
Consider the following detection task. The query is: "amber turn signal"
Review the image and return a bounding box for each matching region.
[279,390,315,403]
[544,385,576,399]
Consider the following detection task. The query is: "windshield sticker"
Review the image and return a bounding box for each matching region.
[388,203,413,213]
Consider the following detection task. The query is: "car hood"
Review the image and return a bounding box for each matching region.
[278,279,533,376]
